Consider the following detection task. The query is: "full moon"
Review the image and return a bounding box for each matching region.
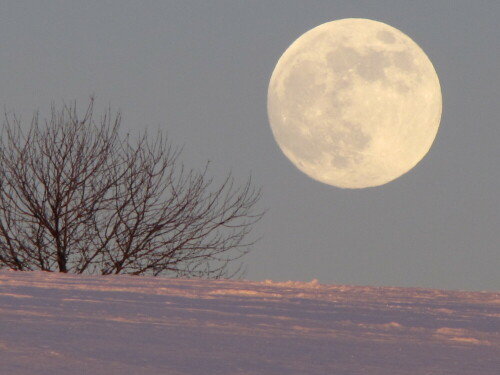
[268,18,442,188]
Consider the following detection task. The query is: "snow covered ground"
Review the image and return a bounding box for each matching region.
[0,271,499,374]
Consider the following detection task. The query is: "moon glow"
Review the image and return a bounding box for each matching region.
[268,19,442,188]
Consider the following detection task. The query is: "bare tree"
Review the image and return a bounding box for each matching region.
[0,99,263,278]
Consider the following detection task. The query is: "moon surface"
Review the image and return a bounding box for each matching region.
[268,18,442,188]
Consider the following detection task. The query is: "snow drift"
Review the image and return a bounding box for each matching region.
[1,271,498,374]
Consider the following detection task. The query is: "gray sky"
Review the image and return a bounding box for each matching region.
[1,1,499,291]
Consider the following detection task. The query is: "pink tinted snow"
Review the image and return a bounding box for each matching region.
[0,271,499,375]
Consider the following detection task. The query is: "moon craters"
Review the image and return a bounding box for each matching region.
[268,18,442,188]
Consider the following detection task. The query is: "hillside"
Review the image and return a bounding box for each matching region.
[1,271,499,374]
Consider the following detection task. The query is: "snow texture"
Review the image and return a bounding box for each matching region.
[1,271,499,374]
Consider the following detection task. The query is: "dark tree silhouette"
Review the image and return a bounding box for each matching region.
[0,99,263,278]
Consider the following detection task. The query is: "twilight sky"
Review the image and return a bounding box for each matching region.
[1,1,499,291]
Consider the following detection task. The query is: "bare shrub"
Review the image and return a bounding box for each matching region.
[0,99,263,278]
